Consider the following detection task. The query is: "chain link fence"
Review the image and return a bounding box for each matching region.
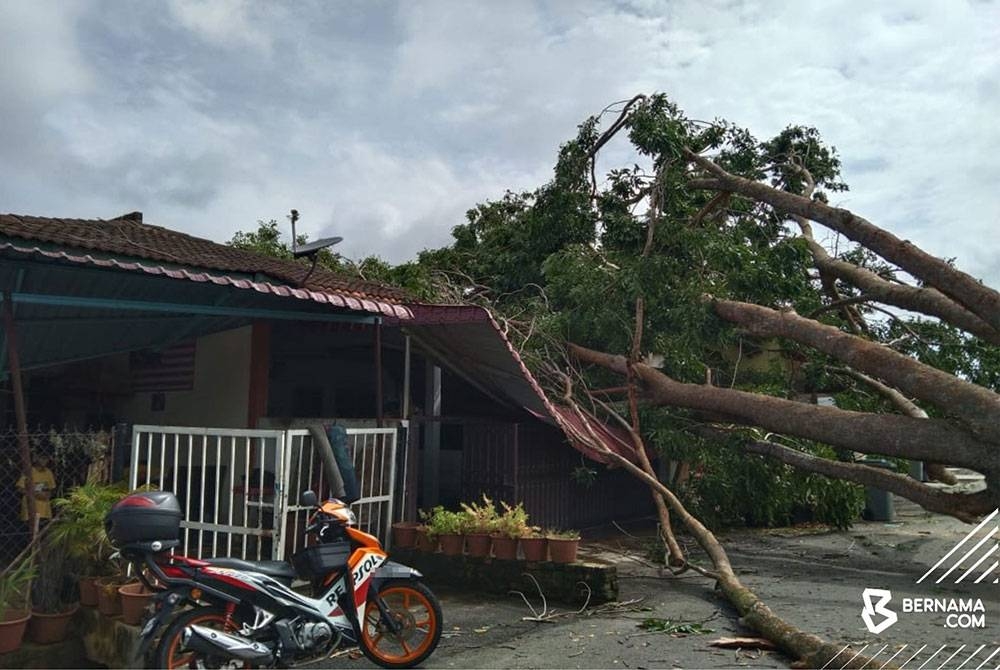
[0,427,116,568]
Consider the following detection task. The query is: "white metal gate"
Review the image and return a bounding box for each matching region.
[130,425,399,562]
[278,429,397,559]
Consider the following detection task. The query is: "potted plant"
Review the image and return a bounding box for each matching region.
[95,560,129,618]
[119,578,155,626]
[50,481,128,607]
[415,508,439,553]
[546,529,581,563]
[0,559,36,654]
[519,527,548,562]
[390,520,420,549]
[28,535,79,644]
[491,501,528,560]
[460,495,497,558]
[426,507,465,556]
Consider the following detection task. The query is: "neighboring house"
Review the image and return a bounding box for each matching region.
[0,212,650,543]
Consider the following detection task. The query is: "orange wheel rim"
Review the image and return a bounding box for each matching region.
[164,613,247,670]
[362,586,437,664]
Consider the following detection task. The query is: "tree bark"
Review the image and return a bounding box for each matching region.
[683,149,1000,333]
[568,343,990,471]
[802,237,1000,345]
[832,367,959,485]
[556,402,880,669]
[710,298,1000,440]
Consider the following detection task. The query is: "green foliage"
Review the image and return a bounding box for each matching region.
[0,558,36,619]
[459,494,499,534]
[667,435,865,530]
[31,534,77,613]
[228,219,297,259]
[544,528,580,540]
[422,506,464,537]
[50,481,129,577]
[494,501,530,539]
[638,617,714,636]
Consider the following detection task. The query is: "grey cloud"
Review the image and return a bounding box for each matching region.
[0,0,997,288]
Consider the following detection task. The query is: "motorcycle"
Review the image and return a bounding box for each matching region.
[106,488,442,669]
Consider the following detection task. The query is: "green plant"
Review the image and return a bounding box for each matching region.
[0,559,36,620]
[423,507,464,538]
[50,481,128,577]
[638,617,714,636]
[30,535,77,613]
[545,528,580,540]
[494,501,529,539]
[459,494,498,535]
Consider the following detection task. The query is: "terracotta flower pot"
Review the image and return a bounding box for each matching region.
[78,576,99,607]
[28,604,79,644]
[438,533,464,556]
[465,533,492,558]
[391,522,419,549]
[491,535,518,560]
[547,537,580,564]
[520,536,548,562]
[119,582,154,626]
[415,527,438,553]
[0,610,30,654]
[95,578,122,617]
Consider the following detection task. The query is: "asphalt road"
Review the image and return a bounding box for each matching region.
[319,501,999,669]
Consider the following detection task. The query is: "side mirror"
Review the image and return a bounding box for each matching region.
[301,490,318,508]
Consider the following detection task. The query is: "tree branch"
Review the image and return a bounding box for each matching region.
[743,439,992,523]
[568,342,992,471]
[683,148,1000,333]
[709,298,1000,438]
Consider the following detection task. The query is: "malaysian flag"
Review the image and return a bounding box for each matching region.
[131,340,197,392]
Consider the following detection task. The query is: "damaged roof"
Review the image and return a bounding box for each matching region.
[0,211,632,464]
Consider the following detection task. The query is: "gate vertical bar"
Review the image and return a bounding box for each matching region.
[227,436,236,556]
[272,432,288,561]
[385,431,398,549]
[185,435,193,554]
[129,430,141,490]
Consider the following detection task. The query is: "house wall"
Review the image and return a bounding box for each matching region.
[115,326,253,428]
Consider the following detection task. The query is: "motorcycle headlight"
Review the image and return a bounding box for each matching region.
[344,507,357,526]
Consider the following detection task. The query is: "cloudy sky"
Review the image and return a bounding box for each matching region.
[1,0,997,284]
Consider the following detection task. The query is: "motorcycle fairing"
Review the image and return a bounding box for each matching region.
[195,548,390,632]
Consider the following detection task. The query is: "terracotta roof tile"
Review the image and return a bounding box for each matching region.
[0,213,409,304]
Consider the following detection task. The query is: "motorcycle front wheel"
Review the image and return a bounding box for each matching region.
[152,606,253,670]
[360,579,443,669]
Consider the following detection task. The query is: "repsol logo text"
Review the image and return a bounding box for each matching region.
[352,553,382,586]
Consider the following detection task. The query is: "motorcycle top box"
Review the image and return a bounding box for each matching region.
[105,490,182,546]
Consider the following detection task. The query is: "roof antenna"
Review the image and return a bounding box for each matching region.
[289,209,300,255]
[287,208,344,286]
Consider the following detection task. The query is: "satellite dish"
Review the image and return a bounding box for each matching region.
[293,236,343,258]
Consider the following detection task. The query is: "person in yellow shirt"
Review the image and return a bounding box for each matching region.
[16,452,57,523]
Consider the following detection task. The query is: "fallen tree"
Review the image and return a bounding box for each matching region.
[323,93,999,666]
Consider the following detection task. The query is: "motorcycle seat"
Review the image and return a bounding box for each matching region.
[203,558,297,585]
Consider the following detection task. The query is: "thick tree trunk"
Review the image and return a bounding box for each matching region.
[684,149,1000,333]
[710,298,1000,441]
[833,367,959,485]
[568,343,989,471]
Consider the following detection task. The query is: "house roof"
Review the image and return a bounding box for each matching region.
[0,212,409,306]
[0,211,633,464]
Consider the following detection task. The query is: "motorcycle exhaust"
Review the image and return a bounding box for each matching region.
[182,624,274,664]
